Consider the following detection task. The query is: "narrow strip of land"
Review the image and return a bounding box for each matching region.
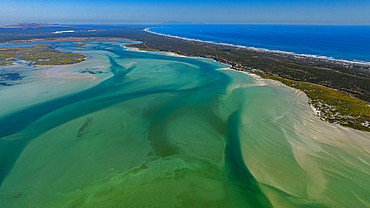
[123,29,370,132]
[1,27,369,131]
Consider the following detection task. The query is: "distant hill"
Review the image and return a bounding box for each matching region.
[161,21,193,25]
[0,23,73,29]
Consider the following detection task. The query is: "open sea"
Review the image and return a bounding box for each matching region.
[1,41,370,207]
[150,24,370,63]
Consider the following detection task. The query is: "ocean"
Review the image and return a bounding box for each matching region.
[150,24,370,63]
[0,41,370,207]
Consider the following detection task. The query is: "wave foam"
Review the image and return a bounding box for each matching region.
[145,28,370,66]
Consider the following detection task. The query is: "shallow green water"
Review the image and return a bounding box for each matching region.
[0,42,370,207]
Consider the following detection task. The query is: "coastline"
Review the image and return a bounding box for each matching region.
[124,44,328,123]
[2,35,370,131]
[0,42,114,117]
[129,29,370,132]
[145,28,370,68]
[2,40,370,208]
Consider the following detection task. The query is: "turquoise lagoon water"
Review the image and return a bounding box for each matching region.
[0,42,370,207]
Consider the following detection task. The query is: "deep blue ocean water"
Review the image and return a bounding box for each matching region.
[150,25,370,63]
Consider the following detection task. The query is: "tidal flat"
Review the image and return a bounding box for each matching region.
[0,41,369,208]
[0,44,86,66]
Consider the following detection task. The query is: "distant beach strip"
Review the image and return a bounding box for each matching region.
[145,26,370,65]
[136,27,370,132]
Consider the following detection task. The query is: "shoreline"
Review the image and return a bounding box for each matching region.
[124,43,327,120]
[145,27,370,67]
[2,40,370,208]
[129,31,370,132]
[2,37,369,132]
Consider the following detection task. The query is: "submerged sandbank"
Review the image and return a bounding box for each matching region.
[0,42,117,117]
[0,41,370,208]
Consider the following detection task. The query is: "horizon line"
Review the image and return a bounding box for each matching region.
[1,22,370,26]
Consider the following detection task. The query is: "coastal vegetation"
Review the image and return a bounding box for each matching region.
[0,44,86,66]
[1,28,370,207]
[268,76,370,131]
[0,26,369,131]
[123,30,370,132]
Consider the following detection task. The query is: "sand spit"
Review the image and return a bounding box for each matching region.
[145,28,370,68]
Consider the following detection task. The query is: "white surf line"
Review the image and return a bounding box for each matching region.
[144,27,370,66]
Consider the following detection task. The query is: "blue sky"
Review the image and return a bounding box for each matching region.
[0,0,369,25]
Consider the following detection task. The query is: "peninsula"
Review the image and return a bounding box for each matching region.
[0,44,86,66]
[1,24,370,208]
[124,28,370,132]
[0,25,369,131]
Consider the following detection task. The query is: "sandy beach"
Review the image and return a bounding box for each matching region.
[145,27,370,68]
[1,41,370,208]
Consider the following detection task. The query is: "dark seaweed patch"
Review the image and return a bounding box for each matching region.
[79,69,105,74]
[0,72,24,81]
[0,82,15,86]
[76,117,93,137]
